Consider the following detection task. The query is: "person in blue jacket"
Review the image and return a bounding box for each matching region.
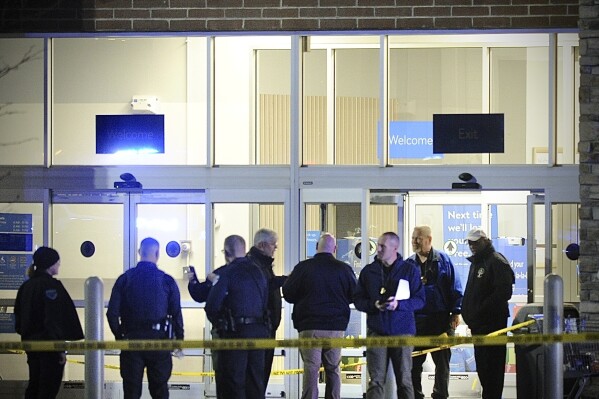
[409,225,463,399]
[354,231,425,399]
[107,237,184,399]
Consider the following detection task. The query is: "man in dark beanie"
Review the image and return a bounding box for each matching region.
[14,246,84,399]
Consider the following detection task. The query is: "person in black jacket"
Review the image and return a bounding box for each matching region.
[107,237,184,399]
[187,234,246,399]
[205,252,270,399]
[14,246,84,399]
[283,233,357,399]
[462,228,514,399]
[246,228,287,389]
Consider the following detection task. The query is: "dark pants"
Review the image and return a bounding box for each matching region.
[473,344,506,399]
[412,313,451,399]
[218,324,269,399]
[120,350,172,399]
[25,352,65,399]
[263,328,276,390]
[471,321,507,399]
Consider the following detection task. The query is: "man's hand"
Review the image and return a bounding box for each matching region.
[207,272,219,284]
[375,296,397,311]
[450,314,461,329]
[172,349,185,359]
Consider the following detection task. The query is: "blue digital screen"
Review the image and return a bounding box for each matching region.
[433,113,504,154]
[96,114,165,154]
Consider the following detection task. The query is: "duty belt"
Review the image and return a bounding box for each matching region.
[234,316,266,325]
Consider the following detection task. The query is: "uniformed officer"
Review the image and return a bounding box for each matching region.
[205,250,270,399]
[107,237,184,399]
[14,246,84,399]
[187,234,246,399]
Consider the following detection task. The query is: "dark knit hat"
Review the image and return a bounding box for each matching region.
[33,247,60,270]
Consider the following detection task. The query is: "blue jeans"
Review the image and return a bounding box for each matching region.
[365,330,414,399]
[299,329,344,399]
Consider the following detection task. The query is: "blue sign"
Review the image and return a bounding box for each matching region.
[0,213,32,233]
[388,121,442,160]
[495,237,527,297]
[0,314,16,334]
[96,114,165,154]
[442,205,483,286]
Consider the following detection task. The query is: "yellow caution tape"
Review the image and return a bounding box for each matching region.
[0,319,557,353]
[1,333,593,353]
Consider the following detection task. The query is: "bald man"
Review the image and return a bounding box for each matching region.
[283,233,357,399]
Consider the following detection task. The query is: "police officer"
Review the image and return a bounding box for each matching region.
[206,247,270,399]
[107,237,184,399]
[15,246,84,399]
[188,234,246,399]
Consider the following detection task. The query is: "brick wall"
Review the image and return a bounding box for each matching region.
[579,2,599,331]
[0,0,578,33]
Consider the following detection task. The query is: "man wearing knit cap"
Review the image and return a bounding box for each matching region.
[461,228,514,399]
[14,246,84,399]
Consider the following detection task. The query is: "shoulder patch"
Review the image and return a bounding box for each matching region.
[45,289,58,300]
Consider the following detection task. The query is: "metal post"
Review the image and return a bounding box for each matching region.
[544,274,563,399]
[85,277,104,399]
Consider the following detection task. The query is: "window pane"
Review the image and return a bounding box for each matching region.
[53,37,207,165]
[0,39,44,165]
[491,47,548,164]
[388,47,483,165]
[257,49,290,165]
[557,34,580,165]
[214,36,291,165]
[335,47,379,165]
[303,49,328,165]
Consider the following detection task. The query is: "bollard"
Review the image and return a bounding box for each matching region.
[544,274,563,399]
[85,277,104,399]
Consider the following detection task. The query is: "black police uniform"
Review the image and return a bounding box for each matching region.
[246,246,286,388]
[187,263,229,399]
[107,261,184,399]
[205,257,270,399]
[15,271,84,399]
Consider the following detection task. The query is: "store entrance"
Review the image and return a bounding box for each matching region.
[298,188,580,398]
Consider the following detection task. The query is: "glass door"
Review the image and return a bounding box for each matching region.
[51,190,206,385]
[206,189,289,398]
[300,188,369,398]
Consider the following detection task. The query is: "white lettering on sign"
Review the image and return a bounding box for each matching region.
[389,135,433,146]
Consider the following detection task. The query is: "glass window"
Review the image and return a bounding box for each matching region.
[303,49,328,165]
[0,39,44,165]
[491,47,548,165]
[302,36,380,165]
[388,47,483,165]
[214,36,291,165]
[52,37,207,165]
[557,34,580,164]
[335,47,379,165]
